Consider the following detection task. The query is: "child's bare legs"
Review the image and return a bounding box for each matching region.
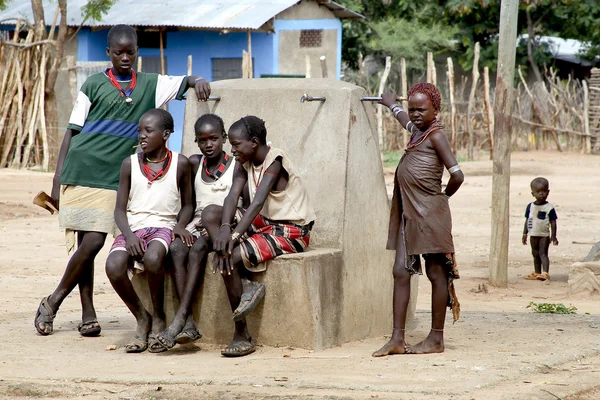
[169,238,199,336]
[76,232,98,326]
[372,230,410,357]
[158,238,209,347]
[202,205,254,355]
[143,241,168,334]
[530,237,550,274]
[407,256,448,354]
[220,247,254,354]
[105,251,152,343]
[37,231,106,334]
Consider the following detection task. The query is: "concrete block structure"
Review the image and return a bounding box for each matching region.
[168,78,418,349]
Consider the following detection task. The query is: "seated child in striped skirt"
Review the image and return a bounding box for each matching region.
[105,108,194,353]
[202,115,316,357]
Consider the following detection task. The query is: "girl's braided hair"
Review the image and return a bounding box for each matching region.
[408,82,442,112]
[231,115,267,144]
[194,114,226,141]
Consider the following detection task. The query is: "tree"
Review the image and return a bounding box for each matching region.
[339,0,600,80]
[0,0,113,168]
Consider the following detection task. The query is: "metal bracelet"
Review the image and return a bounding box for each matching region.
[231,232,241,242]
[448,165,461,174]
[220,223,232,230]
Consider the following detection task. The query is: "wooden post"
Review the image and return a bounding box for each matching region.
[427,52,435,85]
[467,42,480,161]
[137,56,143,72]
[377,56,392,151]
[401,58,408,148]
[447,57,457,153]
[583,80,591,153]
[247,31,253,78]
[320,55,328,78]
[159,30,166,110]
[483,66,494,159]
[305,54,312,78]
[489,0,519,288]
[159,29,165,75]
[187,55,192,75]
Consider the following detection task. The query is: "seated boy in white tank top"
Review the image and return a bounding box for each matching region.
[105,109,194,354]
[158,114,236,348]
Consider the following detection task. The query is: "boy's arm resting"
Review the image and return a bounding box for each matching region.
[232,159,282,237]
[430,130,464,197]
[217,159,282,275]
[51,128,80,206]
[186,75,211,101]
[213,163,247,252]
[172,155,195,246]
[114,158,144,259]
[550,220,558,245]
[188,155,201,214]
[522,220,528,245]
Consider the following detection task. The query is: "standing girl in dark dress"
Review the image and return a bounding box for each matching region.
[373,83,464,356]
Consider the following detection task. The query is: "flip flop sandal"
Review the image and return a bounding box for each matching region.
[78,319,101,337]
[34,296,56,336]
[125,336,148,353]
[174,328,202,345]
[221,340,256,357]
[155,331,176,350]
[536,272,549,281]
[148,334,168,353]
[524,273,540,280]
[233,283,265,322]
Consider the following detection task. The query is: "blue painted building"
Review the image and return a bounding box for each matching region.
[0,0,362,151]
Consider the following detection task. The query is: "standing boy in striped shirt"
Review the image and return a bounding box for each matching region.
[34,24,210,337]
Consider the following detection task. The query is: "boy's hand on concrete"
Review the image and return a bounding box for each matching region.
[194,78,211,101]
[522,234,527,245]
[552,237,559,246]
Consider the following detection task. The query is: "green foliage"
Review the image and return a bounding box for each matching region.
[383,150,402,168]
[527,302,577,314]
[80,0,115,23]
[0,0,113,22]
[338,0,600,78]
[367,14,458,67]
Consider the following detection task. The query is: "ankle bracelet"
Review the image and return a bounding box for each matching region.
[431,328,444,332]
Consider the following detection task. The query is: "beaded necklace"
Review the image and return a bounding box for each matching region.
[141,150,172,186]
[203,152,230,180]
[106,68,137,104]
[406,119,443,149]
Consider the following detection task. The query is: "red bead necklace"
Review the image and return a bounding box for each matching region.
[106,68,137,103]
[141,150,172,186]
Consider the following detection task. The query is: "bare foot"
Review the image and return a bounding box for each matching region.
[372,338,408,357]
[406,333,444,354]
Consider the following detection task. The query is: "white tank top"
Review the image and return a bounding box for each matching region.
[193,155,235,217]
[127,152,180,231]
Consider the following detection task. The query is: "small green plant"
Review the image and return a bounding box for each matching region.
[527,302,577,314]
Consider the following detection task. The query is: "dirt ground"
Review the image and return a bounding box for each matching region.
[1,151,600,400]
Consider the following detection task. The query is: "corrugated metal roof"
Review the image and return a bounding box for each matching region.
[0,0,362,30]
